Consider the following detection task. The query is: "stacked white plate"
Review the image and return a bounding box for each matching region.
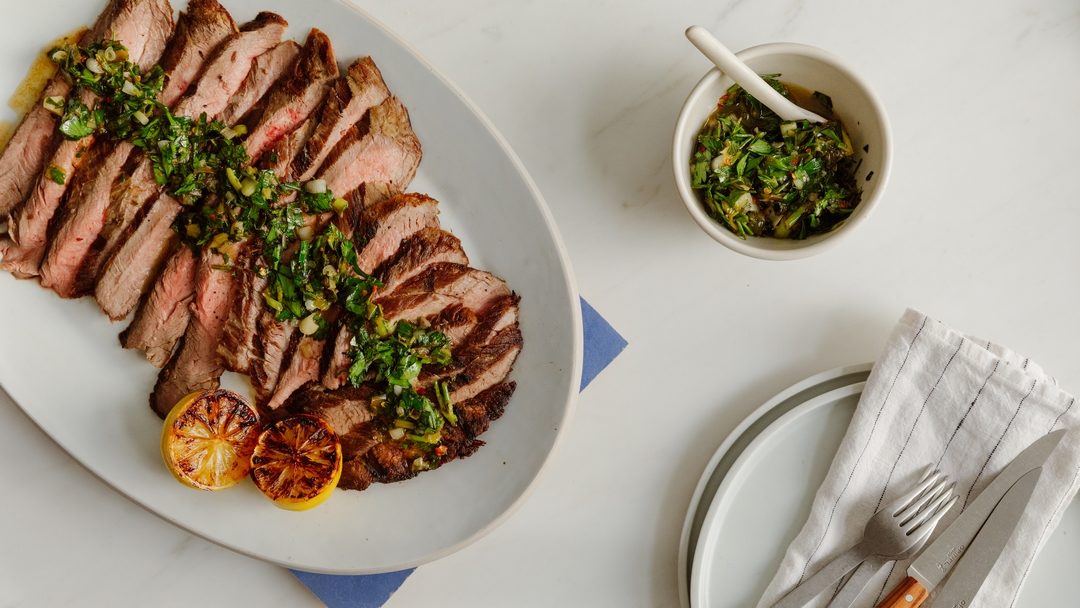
[678,364,1080,607]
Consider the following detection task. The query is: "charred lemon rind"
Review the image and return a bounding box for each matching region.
[250,414,343,511]
[161,389,261,491]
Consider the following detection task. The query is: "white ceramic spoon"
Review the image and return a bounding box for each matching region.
[685,25,827,123]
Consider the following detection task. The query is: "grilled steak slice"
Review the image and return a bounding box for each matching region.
[219,40,300,127]
[378,263,512,324]
[317,96,421,200]
[446,324,522,403]
[171,12,287,119]
[120,244,196,367]
[459,293,520,350]
[0,0,174,278]
[284,383,375,435]
[456,381,516,440]
[0,0,174,218]
[291,57,390,181]
[39,142,132,295]
[242,29,337,163]
[353,193,440,274]
[150,248,239,417]
[376,226,467,293]
[96,15,292,321]
[217,245,263,373]
[73,0,237,288]
[265,333,325,410]
[95,195,181,320]
[431,304,480,345]
[262,118,316,177]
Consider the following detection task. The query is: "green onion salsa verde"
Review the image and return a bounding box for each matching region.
[47,40,457,467]
[690,76,861,239]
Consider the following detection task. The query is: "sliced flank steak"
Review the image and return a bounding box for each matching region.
[120,244,196,367]
[72,0,238,291]
[41,0,221,297]
[337,381,517,492]
[378,262,511,324]
[316,96,421,205]
[240,29,338,163]
[219,40,300,127]
[150,247,240,418]
[271,192,438,402]
[0,0,174,278]
[134,27,333,371]
[95,13,289,321]
[321,204,459,390]
[0,0,175,218]
[283,382,375,435]
[290,56,390,181]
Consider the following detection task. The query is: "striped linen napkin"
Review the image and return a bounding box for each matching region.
[758,309,1078,608]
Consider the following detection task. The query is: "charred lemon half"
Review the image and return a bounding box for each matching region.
[250,414,342,511]
[161,389,261,491]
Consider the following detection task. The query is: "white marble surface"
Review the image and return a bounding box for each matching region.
[2,0,1079,606]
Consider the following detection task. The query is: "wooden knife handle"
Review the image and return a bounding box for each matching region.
[877,577,929,608]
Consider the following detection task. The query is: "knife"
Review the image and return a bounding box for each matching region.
[876,429,1065,608]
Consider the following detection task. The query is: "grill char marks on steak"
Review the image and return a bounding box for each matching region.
[353,193,441,274]
[291,57,390,181]
[94,13,290,321]
[150,246,241,418]
[0,0,175,279]
[120,244,196,367]
[242,28,338,164]
[72,0,238,291]
[378,262,512,324]
[376,226,468,294]
[317,96,421,200]
[171,12,287,119]
[219,40,300,128]
[336,381,518,492]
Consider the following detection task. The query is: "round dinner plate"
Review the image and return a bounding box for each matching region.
[682,368,1080,607]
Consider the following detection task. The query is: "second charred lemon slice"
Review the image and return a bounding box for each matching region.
[161,389,261,491]
[250,415,342,511]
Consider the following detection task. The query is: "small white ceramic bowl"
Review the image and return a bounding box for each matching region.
[673,43,892,260]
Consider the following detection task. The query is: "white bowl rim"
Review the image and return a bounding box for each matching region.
[672,42,893,261]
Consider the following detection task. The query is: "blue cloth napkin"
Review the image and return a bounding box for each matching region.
[291,297,626,607]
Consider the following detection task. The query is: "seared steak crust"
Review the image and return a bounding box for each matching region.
[219,40,300,127]
[291,56,390,181]
[242,29,338,163]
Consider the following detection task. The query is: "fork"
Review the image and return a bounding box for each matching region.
[826,480,958,608]
[771,467,956,608]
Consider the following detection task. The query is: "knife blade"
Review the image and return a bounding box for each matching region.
[876,429,1065,607]
[931,467,1042,607]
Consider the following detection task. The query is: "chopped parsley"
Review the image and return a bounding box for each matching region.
[690,76,861,239]
[47,165,65,185]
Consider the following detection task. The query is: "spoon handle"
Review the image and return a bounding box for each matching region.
[685,26,825,123]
